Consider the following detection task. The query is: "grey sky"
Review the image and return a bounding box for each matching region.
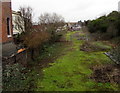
[11,0,120,22]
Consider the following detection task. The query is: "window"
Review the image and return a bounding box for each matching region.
[7,17,11,37]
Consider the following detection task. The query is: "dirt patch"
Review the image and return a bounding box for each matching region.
[90,64,120,84]
[80,41,109,52]
[80,42,95,52]
[72,32,87,41]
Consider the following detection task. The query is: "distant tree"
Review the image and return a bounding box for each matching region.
[87,11,120,37]
[15,9,65,61]
[13,6,33,45]
[19,6,33,33]
[14,6,50,61]
[14,6,33,34]
[87,11,120,64]
[38,13,65,42]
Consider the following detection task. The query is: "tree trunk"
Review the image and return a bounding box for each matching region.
[31,48,35,61]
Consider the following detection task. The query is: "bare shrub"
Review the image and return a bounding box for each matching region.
[23,31,50,49]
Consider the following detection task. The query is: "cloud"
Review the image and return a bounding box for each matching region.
[12,0,120,22]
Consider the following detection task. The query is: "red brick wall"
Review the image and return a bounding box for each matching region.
[0,1,2,43]
[0,1,13,43]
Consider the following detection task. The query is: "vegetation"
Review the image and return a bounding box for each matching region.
[3,6,66,91]
[3,30,120,91]
[35,31,119,91]
[13,6,65,61]
[87,11,120,64]
[38,13,65,42]
[3,37,68,91]
[3,4,120,91]
[87,11,120,39]
[3,63,29,91]
[80,41,112,52]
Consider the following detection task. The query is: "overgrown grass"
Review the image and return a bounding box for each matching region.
[92,41,112,50]
[3,41,68,91]
[4,31,118,91]
[35,31,119,91]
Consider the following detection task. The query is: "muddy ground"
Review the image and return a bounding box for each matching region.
[90,64,120,84]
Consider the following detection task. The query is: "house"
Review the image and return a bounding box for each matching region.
[67,22,81,31]
[12,11,25,35]
[0,0,17,57]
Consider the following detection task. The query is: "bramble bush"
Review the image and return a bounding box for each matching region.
[3,63,29,91]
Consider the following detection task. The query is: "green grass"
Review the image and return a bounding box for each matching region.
[37,43,65,60]
[92,41,112,50]
[66,31,78,41]
[35,31,119,91]
[3,31,119,91]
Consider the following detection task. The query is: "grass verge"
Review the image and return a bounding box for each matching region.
[36,31,119,91]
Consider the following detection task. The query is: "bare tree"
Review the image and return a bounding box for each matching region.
[39,13,64,24]
[15,6,33,34]
[14,6,49,61]
[15,9,65,61]
[13,6,33,46]
[38,13,65,41]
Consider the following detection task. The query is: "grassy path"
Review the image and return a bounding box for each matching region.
[35,31,119,91]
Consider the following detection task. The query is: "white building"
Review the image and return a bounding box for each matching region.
[12,11,25,35]
[118,1,120,12]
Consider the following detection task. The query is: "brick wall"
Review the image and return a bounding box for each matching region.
[0,1,13,43]
[0,1,2,43]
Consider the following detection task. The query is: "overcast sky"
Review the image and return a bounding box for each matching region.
[11,0,120,22]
